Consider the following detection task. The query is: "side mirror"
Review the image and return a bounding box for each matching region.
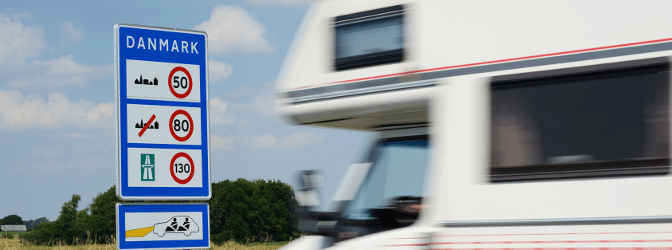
[370,196,423,228]
[296,170,340,236]
[296,170,323,209]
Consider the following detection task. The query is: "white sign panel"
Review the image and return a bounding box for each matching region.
[126,104,202,145]
[126,60,201,102]
[117,203,209,250]
[127,148,203,188]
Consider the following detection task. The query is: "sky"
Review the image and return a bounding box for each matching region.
[0,0,371,221]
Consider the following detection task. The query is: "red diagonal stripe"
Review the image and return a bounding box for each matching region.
[138,114,156,137]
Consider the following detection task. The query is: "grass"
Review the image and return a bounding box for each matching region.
[0,237,288,250]
[1,231,27,239]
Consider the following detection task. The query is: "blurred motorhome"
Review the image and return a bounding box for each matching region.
[276,1,672,249]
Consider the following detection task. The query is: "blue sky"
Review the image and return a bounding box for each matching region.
[0,0,369,221]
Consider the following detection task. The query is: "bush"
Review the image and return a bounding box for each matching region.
[210,179,299,244]
[20,179,299,246]
[24,217,49,231]
[21,194,83,245]
[21,189,120,246]
[1,214,23,225]
[86,186,120,242]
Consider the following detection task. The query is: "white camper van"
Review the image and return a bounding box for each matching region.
[275,1,672,249]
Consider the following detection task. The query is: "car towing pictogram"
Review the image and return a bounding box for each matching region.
[125,216,200,238]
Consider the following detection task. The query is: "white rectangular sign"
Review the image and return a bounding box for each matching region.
[126,104,202,145]
[127,148,203,188]
[126,60,201,102]
[117,203,209,250]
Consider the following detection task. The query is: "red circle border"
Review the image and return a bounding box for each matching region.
[168,66,193,99]
[169,109,194,142]
[170,152,195,185]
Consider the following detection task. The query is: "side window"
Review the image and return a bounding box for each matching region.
[490,58,670,182]
[334,5,404,71]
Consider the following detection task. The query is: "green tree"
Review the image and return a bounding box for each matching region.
[209,179,299,244]
[1,214,23,225]
[24,217,49,231]
[21,194,84,245]
[86,186,119,243]
[52,194,83,244]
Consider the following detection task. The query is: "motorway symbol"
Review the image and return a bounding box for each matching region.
[135,75,158,85]
[141,154,155,181]
[170,152,195,184]
[168,66,192,99]
[169,110,193,142]
[136,114,158,137]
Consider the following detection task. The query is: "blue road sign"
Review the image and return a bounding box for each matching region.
[115,24,211,200]
[116,203,210,250]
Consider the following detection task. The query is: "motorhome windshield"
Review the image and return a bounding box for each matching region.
[340,136,428,237]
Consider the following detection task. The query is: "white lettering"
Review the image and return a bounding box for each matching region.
[127,36,199,54]
[172,40,179,52]
[126,36,135,48]
[191,42,198,54]
[138,37,145,49]
[148,38,156,50]
[181,41,189,53]
[160,39,168,51]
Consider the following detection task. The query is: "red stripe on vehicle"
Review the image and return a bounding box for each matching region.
[394,231,672,240]
[289,37,672,91]
[432,239,672,245]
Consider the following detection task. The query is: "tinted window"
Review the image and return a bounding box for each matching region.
[334,5,404,71]
[490,60,670,182]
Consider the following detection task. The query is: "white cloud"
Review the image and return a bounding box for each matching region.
[209,97,236,125]
[279,131,323,149]
[0,15,46,64]
[8,55,111,88]
[209,59,233,82]
[211,134,235,151]
[60,22,83,43]
[253,134,277,148]
[0,90,114,129]
[194,5,272,53]
[246,0,317,5]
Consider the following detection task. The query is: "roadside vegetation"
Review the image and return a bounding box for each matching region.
[1,237,287,250]
[1,178,298,248]
[1,237,115,250]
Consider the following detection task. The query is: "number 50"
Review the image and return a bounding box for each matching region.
[173,76,188,89]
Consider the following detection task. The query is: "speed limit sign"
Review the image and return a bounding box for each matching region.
[169,109,194,142]
[170,152,195,184]
[168,66,193,99]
